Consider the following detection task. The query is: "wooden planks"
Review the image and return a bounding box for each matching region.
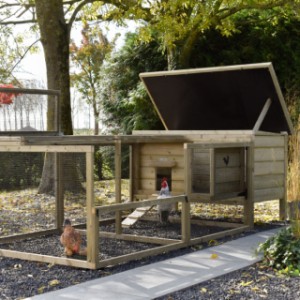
[121,206,154,228]
[253,134,286,202]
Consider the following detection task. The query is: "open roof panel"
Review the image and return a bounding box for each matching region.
[140,63,293,134]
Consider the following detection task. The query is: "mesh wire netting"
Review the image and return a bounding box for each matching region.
[0,93,57,132]
[0,151,88,237]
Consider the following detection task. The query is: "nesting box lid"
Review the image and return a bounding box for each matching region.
[140,62,293,134]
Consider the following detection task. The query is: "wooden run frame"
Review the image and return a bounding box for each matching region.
[0,135,265,269]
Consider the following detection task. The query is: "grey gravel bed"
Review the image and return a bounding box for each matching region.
[0,221,289,300]
[154,263,300,300]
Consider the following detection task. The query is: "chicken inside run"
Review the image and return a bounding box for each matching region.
[0,136,282,270]
[0,141,249,270]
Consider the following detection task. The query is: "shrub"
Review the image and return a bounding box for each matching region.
[258,226,300,276]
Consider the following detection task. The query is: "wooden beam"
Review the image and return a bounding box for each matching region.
[0,248,96,269]
[99,231,179,245]
[210,148,215,198]
[244,145,254,227]
[85,148,99,268]
[190,225,250,245]
[0,229,59,244]
[95,195,186,214]
[115,139,122,234]
[253,98,272,132]
[0,145,93,153]
[55,152,64,229]
[21,135,192,146]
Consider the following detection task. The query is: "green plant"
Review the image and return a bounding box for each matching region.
[258,227,300,276]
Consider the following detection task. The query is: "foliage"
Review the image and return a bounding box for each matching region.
[70,23,116,135]
[258,226,300,276]
[288,131,300,201]
[0,84,19,105]
[102,33,166,134]
[0,25,33,83]
[135,0,298,69]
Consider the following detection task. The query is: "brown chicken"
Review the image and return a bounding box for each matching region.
[60,219,86,256]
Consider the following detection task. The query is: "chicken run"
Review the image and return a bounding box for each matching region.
[0,62,294,269]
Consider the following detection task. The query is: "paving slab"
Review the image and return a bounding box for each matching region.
[26,228,282,300]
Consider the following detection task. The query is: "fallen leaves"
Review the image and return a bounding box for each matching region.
[210,253,219,259]
[49,279,60,286]
[239,280,253,287]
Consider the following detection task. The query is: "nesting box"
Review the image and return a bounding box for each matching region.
[131,63,293,225]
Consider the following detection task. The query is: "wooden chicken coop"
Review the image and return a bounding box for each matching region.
[0,62,294,270]
[135,62,294,226]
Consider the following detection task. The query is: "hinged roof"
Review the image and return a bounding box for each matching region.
[140,63,293,134]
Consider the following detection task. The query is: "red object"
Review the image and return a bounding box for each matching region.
[72,244,80,254]
[161,177,168,188]
[0,84,20,105]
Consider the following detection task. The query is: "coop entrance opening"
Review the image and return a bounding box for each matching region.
[156,168,172,191]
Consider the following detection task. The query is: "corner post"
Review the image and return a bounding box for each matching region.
[182,143,191,243]
[86,146,98,268]
[115,139,122,234]
[244,143,254,228]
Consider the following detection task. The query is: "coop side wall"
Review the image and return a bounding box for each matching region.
[253,133,287,203]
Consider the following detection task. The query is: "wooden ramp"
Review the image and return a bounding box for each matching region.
[122,206,154,228]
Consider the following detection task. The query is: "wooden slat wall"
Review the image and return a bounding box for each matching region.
[191,149,210,193]
[214,148,244,195]
[253,135,285,202]
[138,143,185,194]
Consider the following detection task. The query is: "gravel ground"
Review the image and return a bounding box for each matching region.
[155,263,300,300]
[0,220,293,300]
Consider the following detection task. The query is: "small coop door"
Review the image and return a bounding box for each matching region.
[191,146,246,199]
[156,168,172,191]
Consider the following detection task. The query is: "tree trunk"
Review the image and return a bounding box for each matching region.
[35,0,83,194]
[35,0,72,134]
[178,30,201,69]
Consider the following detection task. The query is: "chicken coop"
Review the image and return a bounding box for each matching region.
[0,62,294,270]
[135,62,293,226]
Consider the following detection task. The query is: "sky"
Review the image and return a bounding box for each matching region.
[13,21,137,129]
[15,21,136,86]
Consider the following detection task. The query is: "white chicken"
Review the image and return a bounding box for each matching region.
[157,177,172,224]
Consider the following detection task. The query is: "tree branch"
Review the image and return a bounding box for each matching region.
[218,0,294,19]
[9,38,41,74]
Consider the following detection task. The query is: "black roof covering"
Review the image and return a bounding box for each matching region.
[140,63,293,134]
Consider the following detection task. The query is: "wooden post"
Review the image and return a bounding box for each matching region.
[130,144,140,201]
[280,133,288,220]
[86,146,98,268]
[210,148,215,198]
[182,144,191,243]
[55,153,64,230]
[244,145,254,228]
[115,139,122,234]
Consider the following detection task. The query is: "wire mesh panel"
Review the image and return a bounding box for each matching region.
[0,88,59,133]
[0,150,91,235]
[0,151,56,235]
[61,152,88,225]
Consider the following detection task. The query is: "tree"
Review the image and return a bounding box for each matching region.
[136,0,300,69]
[102,33,166,134]
[70,23,115,135]
[0,0,138,134]
[0,0,137,193]
[0,0,297,130]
